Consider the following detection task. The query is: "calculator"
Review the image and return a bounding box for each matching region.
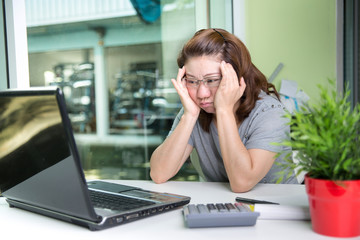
[183,203,260,228]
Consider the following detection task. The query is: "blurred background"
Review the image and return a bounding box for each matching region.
[8,0,342,181]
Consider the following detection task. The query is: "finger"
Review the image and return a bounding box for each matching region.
[226,63,237,78]
[220,61,227,80]
[171,78,180,92]
[172,79,188,100]
[173,67,189,92]
[219,61,229,88]
[177,66,186,83]
[225,63,238,84]
[239,77,246,87]
[222,62,239,88]
[239,77,246,92]
[172,67,186,91]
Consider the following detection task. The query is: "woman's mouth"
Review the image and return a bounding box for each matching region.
[200,102,213,108]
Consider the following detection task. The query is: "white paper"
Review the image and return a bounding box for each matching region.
[296,89,310,103]
[279,79,298,98]
[280,95,297,114]
[254,204,310,220]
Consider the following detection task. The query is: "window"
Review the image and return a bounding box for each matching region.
[23,0,232,181]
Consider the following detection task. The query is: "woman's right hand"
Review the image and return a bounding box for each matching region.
[171,67,200,118]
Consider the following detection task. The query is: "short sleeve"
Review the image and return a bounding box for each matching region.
[166,108,195,147]
[245,103,290,153]
[167,108,183,136]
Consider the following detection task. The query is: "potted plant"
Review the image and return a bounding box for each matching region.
[277,80,360,238]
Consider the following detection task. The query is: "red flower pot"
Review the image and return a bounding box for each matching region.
[305,175,360,237]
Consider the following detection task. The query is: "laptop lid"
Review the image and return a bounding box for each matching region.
[0,87,100,222]
[0,87,190,230]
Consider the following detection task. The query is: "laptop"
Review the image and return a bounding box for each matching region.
[0,87,190,230]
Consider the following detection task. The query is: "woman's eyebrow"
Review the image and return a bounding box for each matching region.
[185,73,221,78]
[204,73,221,77]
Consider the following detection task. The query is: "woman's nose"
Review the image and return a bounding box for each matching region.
[196,83,211,98]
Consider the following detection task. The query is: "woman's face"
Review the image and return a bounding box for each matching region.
[184,55,222,114]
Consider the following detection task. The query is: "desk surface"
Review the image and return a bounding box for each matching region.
[0,180,341,240]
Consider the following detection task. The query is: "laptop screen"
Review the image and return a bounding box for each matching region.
[0,92,70,194]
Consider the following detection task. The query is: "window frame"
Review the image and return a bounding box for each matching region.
[0,0,8,89]
[343,0,360,106]
[3,0,29,89]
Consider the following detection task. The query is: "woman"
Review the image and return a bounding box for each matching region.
[150,28,298,192]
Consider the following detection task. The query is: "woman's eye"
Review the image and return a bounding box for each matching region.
[207,79,220,83]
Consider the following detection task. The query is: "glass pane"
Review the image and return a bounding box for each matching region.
[25,0,203,181]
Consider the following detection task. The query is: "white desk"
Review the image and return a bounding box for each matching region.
[0,180,341,240]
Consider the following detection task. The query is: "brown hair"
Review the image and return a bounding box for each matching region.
[177,28,279,132]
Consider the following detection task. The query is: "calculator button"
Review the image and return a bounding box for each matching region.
[225,203,238,212]
[215,203,227,212]
[206,203,218,212]
[187,204,199,214]
[235,202,251,212]
[197,204,209,214]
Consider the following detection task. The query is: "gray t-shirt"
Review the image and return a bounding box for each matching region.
[169,91,298,184]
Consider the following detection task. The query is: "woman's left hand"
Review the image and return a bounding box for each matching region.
[214,61,246,114]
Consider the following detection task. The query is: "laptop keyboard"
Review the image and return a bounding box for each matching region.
[89,190,155,211]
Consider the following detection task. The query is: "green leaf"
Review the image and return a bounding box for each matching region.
[275,79,360,181]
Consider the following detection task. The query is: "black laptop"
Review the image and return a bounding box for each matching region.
[0,87,190,230]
